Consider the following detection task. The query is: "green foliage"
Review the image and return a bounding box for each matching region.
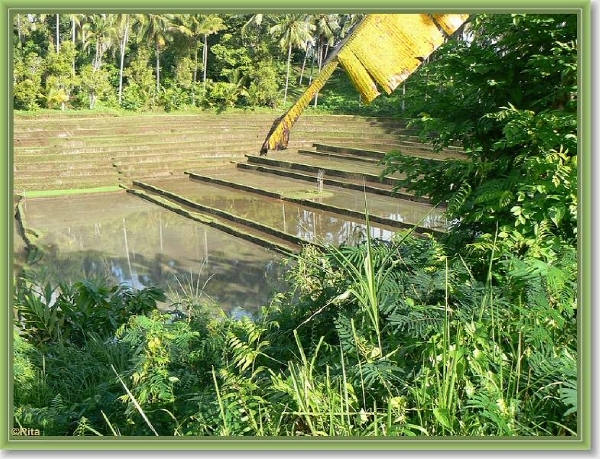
[114,312,199,432]
[12,13,395,113]
[246,58,280,108]
[77,64,115,109]
[159,80,192,112]
[13,50,45,110]
[13,231,578,436]
[263,232,577,436]
[122,48,157,111]
[13,333,41,406]
[381,14,578,261]
[203,79,247,111]
[314,69,407,116]
[41,41,79,109]
[14,269,164,349]
[210,34,252,78]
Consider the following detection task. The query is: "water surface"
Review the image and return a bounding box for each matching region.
[15,191,287,318]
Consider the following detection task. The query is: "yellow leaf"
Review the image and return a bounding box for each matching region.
[261,13,470,154]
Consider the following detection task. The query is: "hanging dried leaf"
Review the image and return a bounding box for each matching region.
[260,13,470,154]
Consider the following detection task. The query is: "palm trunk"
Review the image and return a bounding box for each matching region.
[308,48,316,85]
[56,14,60,53]
[94,44,98,71]
[118,15,129,106]
[283,42,292,106]
[402,83,405,112]
[299,46,308,86]
[192,42,199,105]
[155,41,161,95]
[71,17,76,75]
[202,34,208,96]
[313,43,330,107]
[17,14,22,47]
[313,39,324,107]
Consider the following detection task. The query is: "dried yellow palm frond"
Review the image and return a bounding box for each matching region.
[260,59,339,153]
[260,13,470,154]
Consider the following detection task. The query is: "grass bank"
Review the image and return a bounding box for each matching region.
[20,186,122,198]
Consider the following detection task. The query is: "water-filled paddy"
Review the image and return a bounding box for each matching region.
[15,191,287,318]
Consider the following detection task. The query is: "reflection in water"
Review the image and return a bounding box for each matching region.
[294,208,397,245]
[14,186,430,318]
[16,192,287,318]
[147,178,444,242]
[198,193,398,246]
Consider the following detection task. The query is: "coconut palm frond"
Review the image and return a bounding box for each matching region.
[260,13,470,154]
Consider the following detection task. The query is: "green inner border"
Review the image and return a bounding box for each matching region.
[1,0,592,451]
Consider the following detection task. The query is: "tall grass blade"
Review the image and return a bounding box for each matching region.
[111,364,159,436]
[212,366,230,436]
[101,410,120,436]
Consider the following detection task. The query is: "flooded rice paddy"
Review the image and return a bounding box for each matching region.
[15,191,287,318]
[142,177,402,244]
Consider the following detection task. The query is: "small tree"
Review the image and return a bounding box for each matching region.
[14,51,45,110]
[246,58,279,108]
[42,41,78,109]
[122,47,156,111]
[79,64,113,109]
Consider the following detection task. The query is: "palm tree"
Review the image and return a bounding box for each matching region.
[115,14,133,105]
[198,14,226,96]
[83,14,118,71]
[298,39,314,86]
[241,13,264,36]
[310,14,340,106]
[137,14,175,94]
[240,13,270,45]
[172,14,200,104]
[174,14,226,100]
[68,14,82,74]
[313,14,340,71]
[269,14,315,106]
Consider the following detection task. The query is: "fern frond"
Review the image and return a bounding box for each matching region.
[447,183,472,215]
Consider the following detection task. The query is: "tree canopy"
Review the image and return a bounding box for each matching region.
[12,13,363,112]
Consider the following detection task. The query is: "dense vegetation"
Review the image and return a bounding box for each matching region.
[13,13,579,438]
[382,14,577,263]
[14,13,397,114]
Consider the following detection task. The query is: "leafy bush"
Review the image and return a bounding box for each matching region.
[14,271,164,349]
[381,14,578,261]
[13,231,577,437]
[246,59,280,108]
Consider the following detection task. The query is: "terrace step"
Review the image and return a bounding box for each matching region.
[13,113,433,194]
[308,142,465,161]
[234,161,423,201]
[126,183,301,256]
[244,153,405,188]
[183,166,445,234]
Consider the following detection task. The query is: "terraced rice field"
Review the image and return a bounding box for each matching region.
[14,110,463,251]
[13,110,463,314]
[14,111,456,193]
